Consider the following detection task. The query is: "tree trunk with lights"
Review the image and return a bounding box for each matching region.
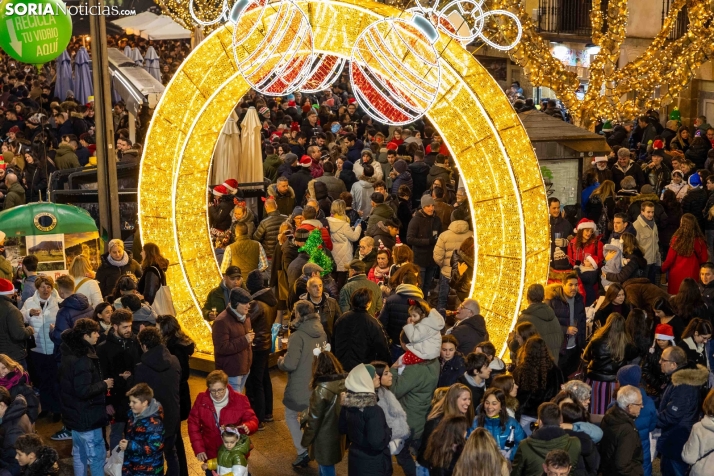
[489,0,714,129]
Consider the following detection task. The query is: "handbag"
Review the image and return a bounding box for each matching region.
[104,446,123,476]
[150,267,176,316]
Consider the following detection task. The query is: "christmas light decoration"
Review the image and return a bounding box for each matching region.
[139,0,549,360]
[488,0,714,128]
[299,55,346,93]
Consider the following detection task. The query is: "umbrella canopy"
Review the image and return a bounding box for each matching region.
[144,46,161,82]
[53,51,74,102]
[74,47,93,106]
[0,203,98,236]
[238,107,264,184]
[211,111,241,185]
[130,48,144,67]
[123,45,132,57]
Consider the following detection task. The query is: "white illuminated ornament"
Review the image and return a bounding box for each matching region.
[229,0,314,96]
[429,0,523,49]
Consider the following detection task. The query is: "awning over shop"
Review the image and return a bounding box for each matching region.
[0,203,98,236]
[112,13,191,40]
[518,110,611,155]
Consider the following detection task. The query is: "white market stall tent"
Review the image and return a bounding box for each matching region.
[111,13,191,40]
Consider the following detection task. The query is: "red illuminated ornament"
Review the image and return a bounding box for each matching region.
[299,55,346,94]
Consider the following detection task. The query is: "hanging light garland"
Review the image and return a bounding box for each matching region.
[488,0,714,128]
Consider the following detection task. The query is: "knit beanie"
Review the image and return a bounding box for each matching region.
[246,270,264,295]
[616,364,642,387]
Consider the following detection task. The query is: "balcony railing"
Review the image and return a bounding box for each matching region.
[537,0,606,37]
[661,0,689,40]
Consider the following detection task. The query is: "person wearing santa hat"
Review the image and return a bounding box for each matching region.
[567,218,604,305]
[642,322,675,401]
[208,185,234,233]
[0,278,34,367]
[591,155,613,185]
[288,155,314,206]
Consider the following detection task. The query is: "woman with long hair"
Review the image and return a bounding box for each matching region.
[682,388,714,475]
[450,236,475,302]
[68,254,103,308]
[371,361,411,471]
[582,312,637,414]
[585,180,616,236]
[671,125,691,153]
[418,384,474,468]
[625,308,653,360]
[659,189,684,260]
[301,350,347,475]
[21,151,47,203]
[0,355,39,423]
[593,283,631,329]
[452,428,509,476]
[678,318,713,367]
[671,277,710,323]
[661,213,709,294]
[506,321,539,363]
[470,388,526,461]
[138,242,170,305]
[652,296,685,341]
[92,302,113,344]
[489,375,520,419]
[513,337,564,435]
[424,415,469,476]
[156,314,195,421]
[567,219,603,305]
[388,243,414,289]
[327,199,362,289]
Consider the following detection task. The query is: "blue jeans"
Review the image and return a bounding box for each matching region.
[228,373,250,393]
[72,428,105,476]
[419,265,440,297]
[319,465,336,476]
[437,273,450,314]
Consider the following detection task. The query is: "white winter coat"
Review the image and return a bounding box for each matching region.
[376,386,411,455]
[404,308,445,360]
[433,220,473,277]
[21,290,62,355]
[327,217,362,272]
[682,416,714,476]
[73,276,103,308]
[353,159,384,182]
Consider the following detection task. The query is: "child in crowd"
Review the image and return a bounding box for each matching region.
[438,335,465,387]
[14,434,59,476]
[474,341,506,378]
[458,352,491,406]
[119,383,165,476]
[403,299,445,361]
[202,425,251,476]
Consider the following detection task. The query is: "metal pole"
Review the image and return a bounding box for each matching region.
[89,0,121,242]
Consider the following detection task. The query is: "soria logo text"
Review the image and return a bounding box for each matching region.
[5,3,135,16]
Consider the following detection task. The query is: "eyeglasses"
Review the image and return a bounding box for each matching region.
[659,358,675,363]
[629,402,644,408]
[209,387,226,395]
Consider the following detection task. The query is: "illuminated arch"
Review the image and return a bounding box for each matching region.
[138,0,550,360]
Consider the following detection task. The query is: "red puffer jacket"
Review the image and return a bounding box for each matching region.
[187,387,259,459]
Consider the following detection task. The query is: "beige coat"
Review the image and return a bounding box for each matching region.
[633,215,661,265]
[433,220,472,277]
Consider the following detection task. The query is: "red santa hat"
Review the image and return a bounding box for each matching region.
[223,179,239,194]
[0,279,14,295]
[394,235,402,246]
[287,100,296,107]
[299,155,312,168]
[212,185,228,196]
[348,98,357,104]
[387,141,399,151]
[574,218,597,234]
[654,323,675,341]
[290,122,301,132]
[652,139,665,150]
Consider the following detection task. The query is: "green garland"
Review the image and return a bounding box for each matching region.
[298,229,333,275]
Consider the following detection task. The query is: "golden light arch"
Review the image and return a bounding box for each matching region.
[139,0,550,361]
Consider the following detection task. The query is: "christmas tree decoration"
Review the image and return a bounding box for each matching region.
[298,229,333,275]
[299,55,346,94]
[669,107,681,122]
[230,0,314,96]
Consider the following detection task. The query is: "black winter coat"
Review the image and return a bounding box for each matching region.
[515,364,564,418]
[134,344,181,438]
[59,329,107,432]
[682,186,709,231]
[604,249,647,284]
[409,161,431,207]
[247,297,272,352]
[547,295,587,352]
[7,373,38,423]
[582,335,638,381]
[289,168,313,205]
[95,252,143,298]
[253,210,287,259]
[593,302,632,329]
[333,309,391,372]
[97,330,142,422]
[165,337,195,421]
[449,250,473,301]
[599,405,644,476]
[438,352,466,387]
[641,344,669,402]
[338,392,392,476]
[137,266,166,305]
[450,315,489,356]
[379,285,424,346]
[208,195,234,232]
[22,163,47,203]
[406,209,441,268]
[0,395,32,476]
[565,429,600,476]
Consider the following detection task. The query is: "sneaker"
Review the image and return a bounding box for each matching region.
[291,451,310,468]
[264,414,274,422]
[51,427,72,441]
[257,422,266,431]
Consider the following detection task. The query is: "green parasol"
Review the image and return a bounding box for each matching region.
[0,203,98,237]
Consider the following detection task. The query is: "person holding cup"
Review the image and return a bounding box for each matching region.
[211,287,254,393]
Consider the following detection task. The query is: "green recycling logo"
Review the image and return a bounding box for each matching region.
[0,0,71,65]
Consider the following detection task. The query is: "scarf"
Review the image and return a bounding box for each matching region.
[211,390,230,421]
[107,251,129,267]
[0,370,25,390]
[100,321,111,332]
[640,214,655,229]
[372,265,390,281]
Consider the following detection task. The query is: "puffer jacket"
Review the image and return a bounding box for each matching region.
[338,391,392,476]
[682,186,708,230]
[278,315,327,411]
[247,297,272,352]
[205,434,251,474]
[438,352,466,387]
[134,344,182,439]
[470,415,526,460]
[334,308,391,371]
[97,329,143,422]
[403,308,444,360]
[122,399,164,476]
[0,394,32,476]
[59,328,107,432]
[376,386,411,455]
[266,183,295,216]
[599,404,644,476]
[20,290,61,356]
[682,415,714,476]
[253,210,287,259]
[379,283,424,345]
[407,209,442,268]
[582,335,639,382]
[0,295,33,362]
[391,171,413,196]
[208,195,235,232]
[300,374,347,466]
[433,220,472,277]
[390,358,440,439]
[1,371,39,423]
[657,364,710,460]
[95,251,143,297]
[50,293,94,362]
[326,217,360,272]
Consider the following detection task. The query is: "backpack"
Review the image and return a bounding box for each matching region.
[150,267,176,316]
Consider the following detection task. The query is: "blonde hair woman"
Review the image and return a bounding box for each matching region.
[94,239,142,298]
[326,199,362,288]
[0,354,39,423]
[68,255,103,307]
[453,428,509,476]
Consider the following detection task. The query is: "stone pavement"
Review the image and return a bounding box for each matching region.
[36,368,661,476]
